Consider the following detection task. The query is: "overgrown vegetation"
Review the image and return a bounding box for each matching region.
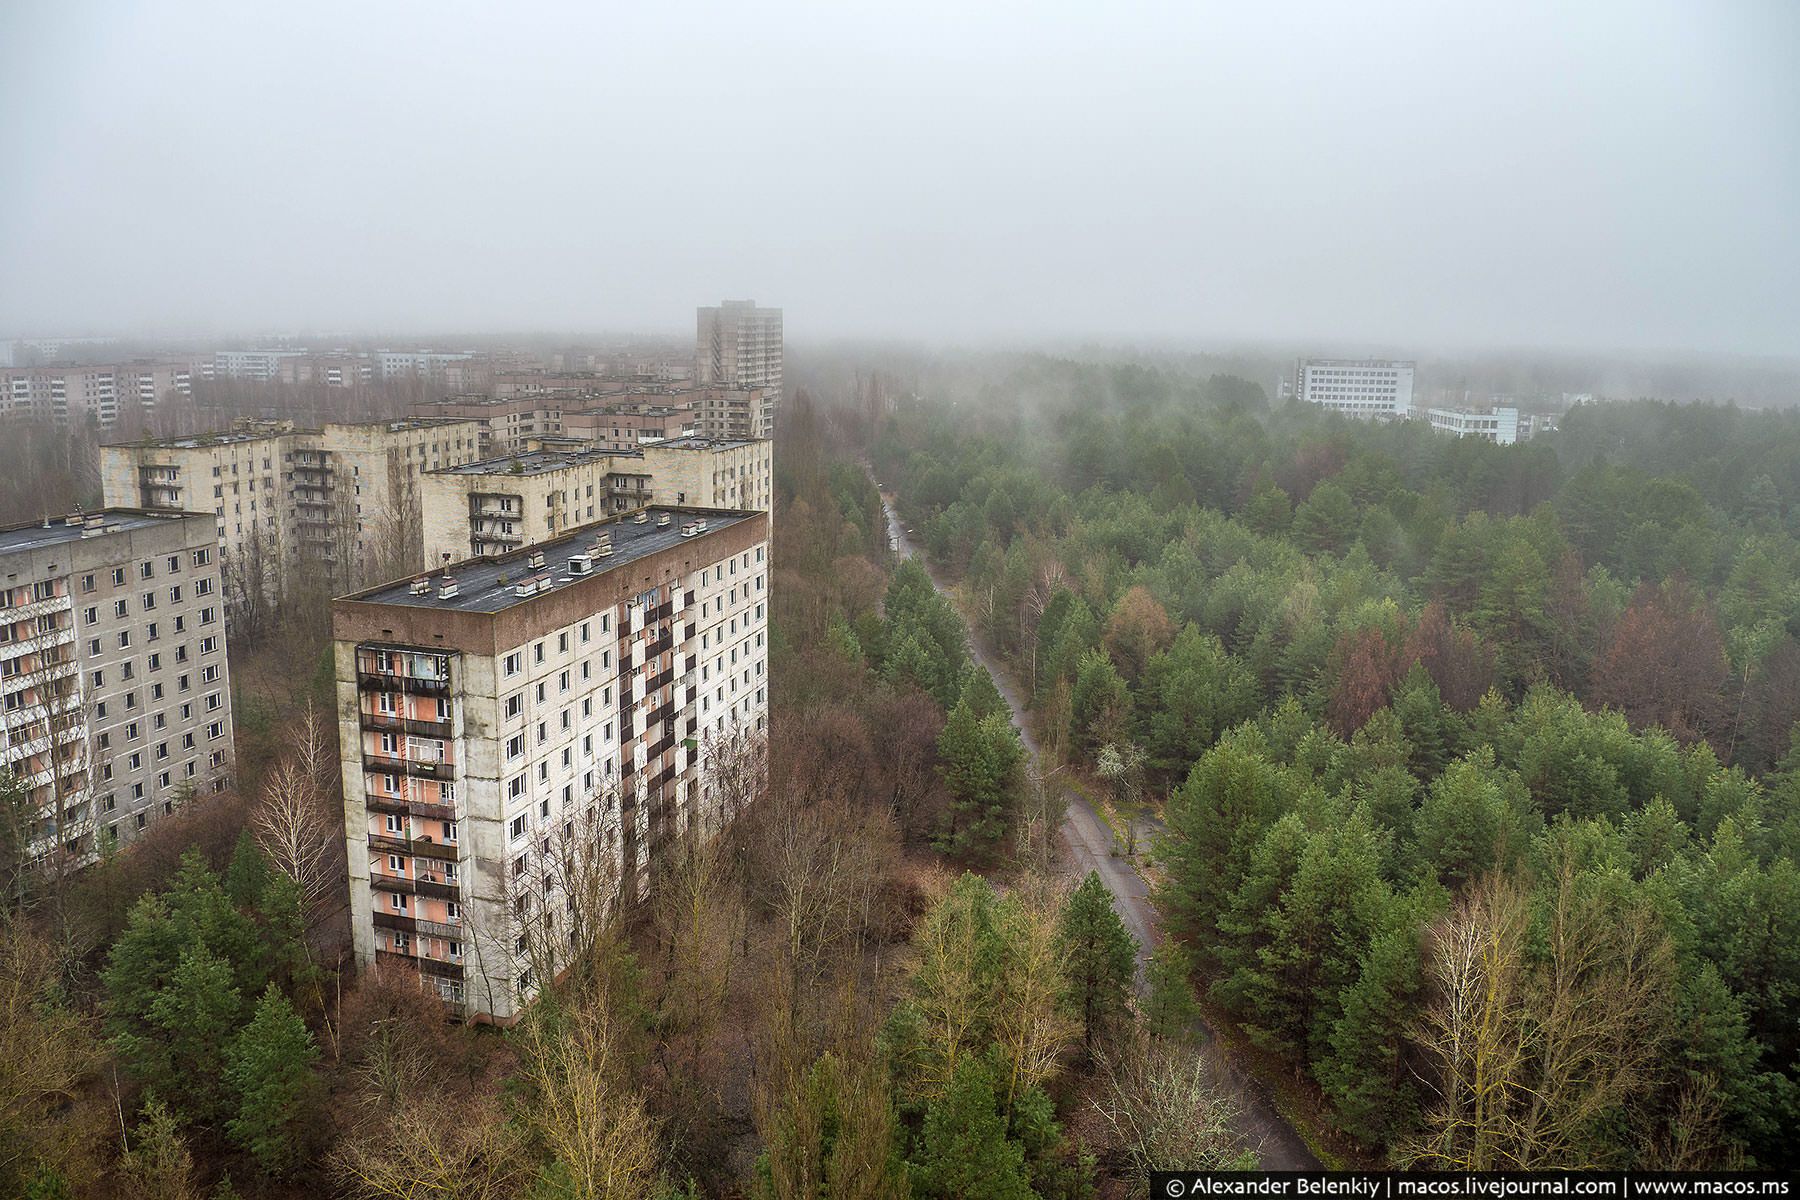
[872,358,1800,1167]
[0,382,1245,1197]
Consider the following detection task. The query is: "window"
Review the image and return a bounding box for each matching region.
[510,815,527,840]
[192,549,210,567]
[504,692,522,718]
[503,651,522,677]
[508,774,527,800]
[506,733,525,760]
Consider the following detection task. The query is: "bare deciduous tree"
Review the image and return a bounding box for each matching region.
[1091,1029,1253,1183]
[1403,860,1686,1169]
[512,1001,664,1199]
[251,702,339,913]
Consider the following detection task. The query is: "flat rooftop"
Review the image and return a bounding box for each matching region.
[106,429,289,449]
[344,507,758,614]
[415,395,537,408]
[437,448,622,476]
[0,510,202,557]
[320,417,475,433]
[652,435,761,451]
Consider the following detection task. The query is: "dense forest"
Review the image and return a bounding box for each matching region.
[0,387,1229,1199]
[870,359,1800,1169]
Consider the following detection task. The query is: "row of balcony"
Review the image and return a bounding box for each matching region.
[369,871,458,901]
[374,948,464,982]
[367,830,459,862]
[360,711,453,738]
[362,791,457,822]
[362,752,455,782]
[357,671,450,696]
[373,910,463,941]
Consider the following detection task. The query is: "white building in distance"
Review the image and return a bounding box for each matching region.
[1294,358,1415,420]
[1426,405,1520,445]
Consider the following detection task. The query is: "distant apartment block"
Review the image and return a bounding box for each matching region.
[696,301,782,437]
[412,390,703,458]
[1425,405,1521,445]
[0,510,234,864]
[560,404,697,451]
[417,437,771,566]
[0,337,119,368]
[1,365,121,427]
[100,418,484,610]
[1,361,197,428]
[410,395,568,458]
[118,361,195,418]
[419,449,653,565]
[209,350,312,384]
[1295,358,1415,420]
[335,505,771,1018]
[375,351,480,387]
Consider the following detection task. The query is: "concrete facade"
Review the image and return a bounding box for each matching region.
[1,365,122,427]
[417,439,771,566]
[334,506,770,1019]
[418,449,653,567]
[638,438,773,511]
[0,510,233,864]
[101,418,484,613]
[696,301,782,437]
[1295,358,1416,419]
[1425,405,1520,444]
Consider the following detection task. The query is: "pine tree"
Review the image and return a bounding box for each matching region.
[113,944,240,1122]
[1142,943,1203,1042]
[936,702,1023,861]
[223,831,269,909]
[910,1055,1032,1200]
[224,986,320,1176]
[1412,749,1526,889]
[1056,872,1137,1050]
[1156,741,1292,971]
[1317,889,1440,1149]
[957,662,1007,721]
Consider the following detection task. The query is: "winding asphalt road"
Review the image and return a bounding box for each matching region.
[876,483,1319,1170]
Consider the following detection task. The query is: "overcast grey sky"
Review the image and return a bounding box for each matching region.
[1,1,1796,355]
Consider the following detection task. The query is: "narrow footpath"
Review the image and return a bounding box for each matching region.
[875,483,1321,1170]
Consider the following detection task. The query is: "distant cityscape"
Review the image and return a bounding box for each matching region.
[0,300,777,1022]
